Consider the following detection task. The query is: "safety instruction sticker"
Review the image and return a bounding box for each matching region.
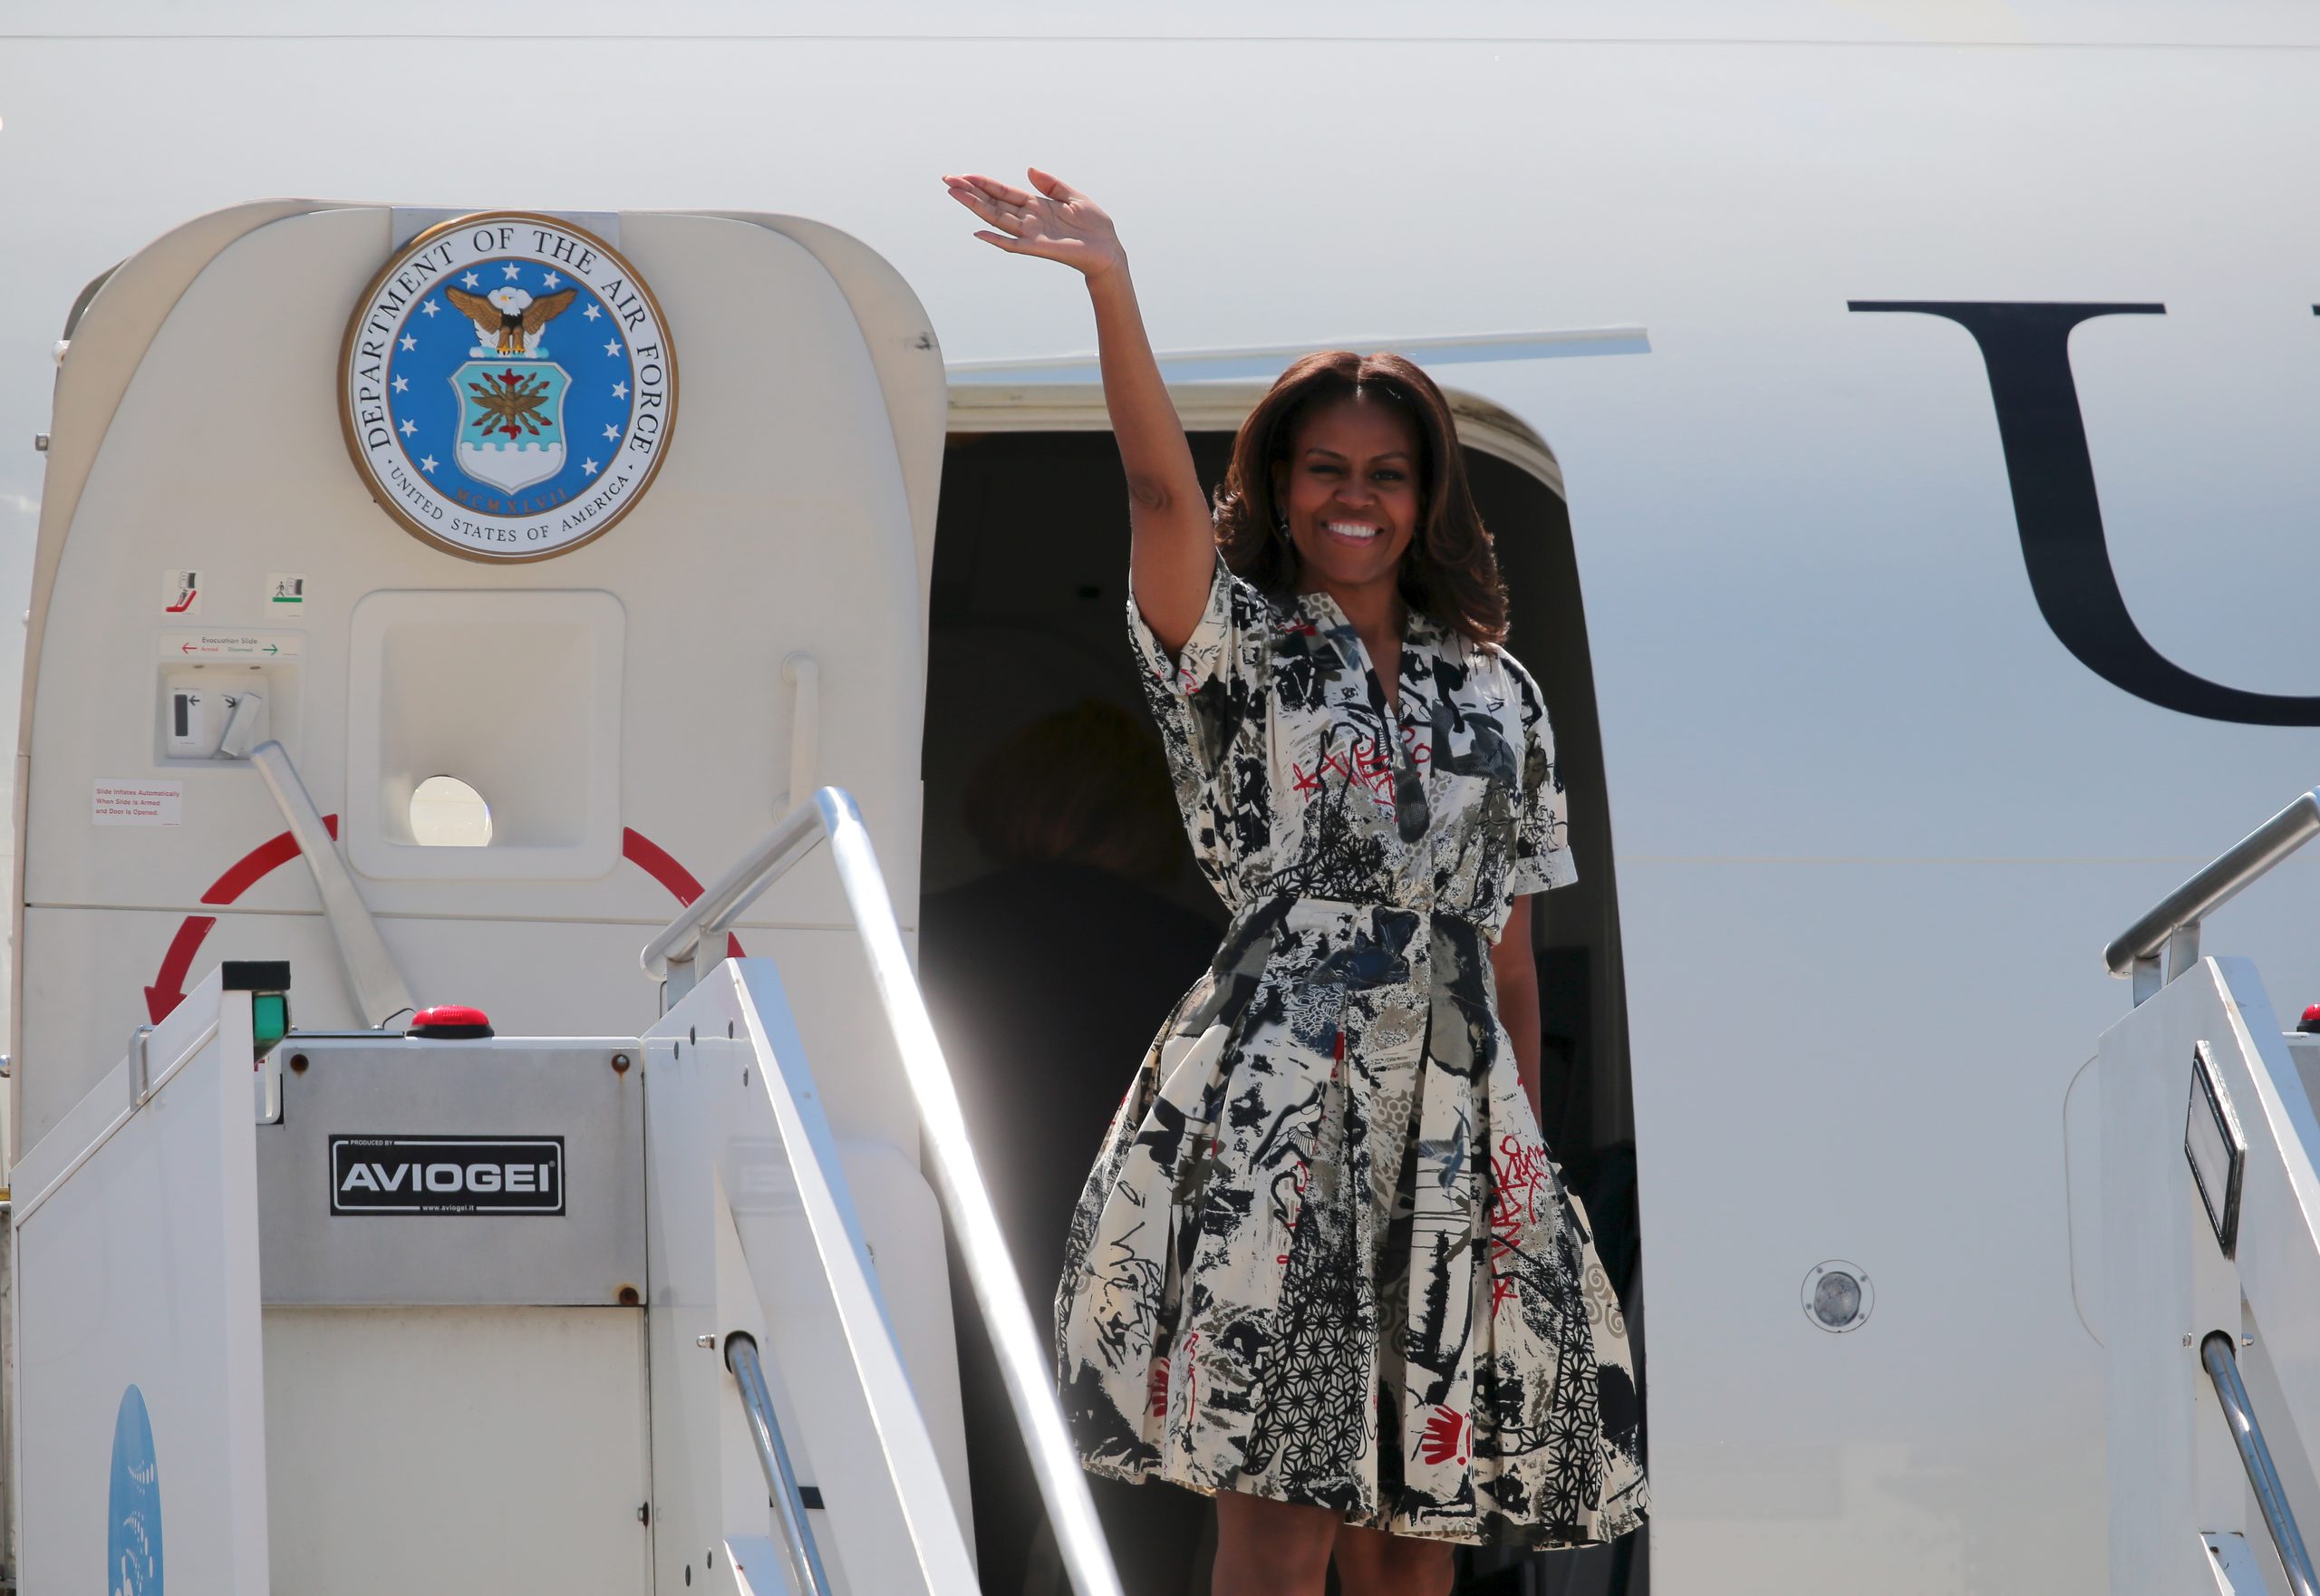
[93,779,183,827]
[162,569,199,617]
[266,574,305,607]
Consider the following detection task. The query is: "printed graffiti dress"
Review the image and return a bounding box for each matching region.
[1054,554,1651,1548]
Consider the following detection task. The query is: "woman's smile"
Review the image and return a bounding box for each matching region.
[1278,392,1423,603]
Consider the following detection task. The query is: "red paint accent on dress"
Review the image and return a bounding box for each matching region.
[1281,1156,1312,1241]
[1290,736,1398,808]
[1420,1405,1471,1466]
[1487,1131,1555,1318]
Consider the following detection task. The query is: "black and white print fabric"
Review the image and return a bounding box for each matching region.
[1054,555,1650,1548]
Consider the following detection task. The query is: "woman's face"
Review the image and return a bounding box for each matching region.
[1272,392,1423,597]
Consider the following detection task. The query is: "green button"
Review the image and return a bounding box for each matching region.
[251,992,289,1056]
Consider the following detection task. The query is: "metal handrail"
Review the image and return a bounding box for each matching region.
[641,796,826,995]
[2103,788,2320,1003]
[724,1332,833,1596]
[2203,1332,2320,1596]
[642,788,1125,1596]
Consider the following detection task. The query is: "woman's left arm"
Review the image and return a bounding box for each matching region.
[1491,895,1543,1123]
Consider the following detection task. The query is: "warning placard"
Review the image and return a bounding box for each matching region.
[93,779,183,827]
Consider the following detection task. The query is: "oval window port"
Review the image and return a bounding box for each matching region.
[409,775,492,846]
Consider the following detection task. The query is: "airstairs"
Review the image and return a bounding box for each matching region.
[0,197,1068,1595]
[2093,788,2320,1596]
[8,784,1125,1596]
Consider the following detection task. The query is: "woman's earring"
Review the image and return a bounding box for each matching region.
[1272,506,1291,541]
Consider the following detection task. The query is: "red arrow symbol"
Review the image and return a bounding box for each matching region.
[623,827,745,960]
[147,820,731,1022]
[201,815,336,905]
[144,816,339,1023]
[144,914,217,1022]
[181,643,196,653]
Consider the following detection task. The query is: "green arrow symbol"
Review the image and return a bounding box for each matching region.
[263,644,278,655]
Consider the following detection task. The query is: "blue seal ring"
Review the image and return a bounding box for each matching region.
[339,210,678,563]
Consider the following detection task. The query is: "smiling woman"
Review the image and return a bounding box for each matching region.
[942,167,1648,1595]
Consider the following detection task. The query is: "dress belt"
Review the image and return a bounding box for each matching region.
[1234,890,1489,936]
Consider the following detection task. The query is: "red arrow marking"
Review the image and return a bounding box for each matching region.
[624,827,745,960]
[144,914,218,1023]
[148,819,737,1022]
[145,815,340,1023]
[201,814,338,905]
[622,827,700,900]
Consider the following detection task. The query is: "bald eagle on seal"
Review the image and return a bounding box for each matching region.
[445,285,578,356]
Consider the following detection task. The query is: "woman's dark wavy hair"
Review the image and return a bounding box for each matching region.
[1213,351,1509,647]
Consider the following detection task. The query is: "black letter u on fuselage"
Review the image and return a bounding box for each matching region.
[1850,300,2320,726]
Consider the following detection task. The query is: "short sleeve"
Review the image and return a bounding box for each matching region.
[1126,552,1270,783]
[1502,654,1577,899]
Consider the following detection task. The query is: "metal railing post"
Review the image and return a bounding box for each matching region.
[2203,1332,2319,1596]
[2105,788,2320,1003]
[724,1332,833,1596]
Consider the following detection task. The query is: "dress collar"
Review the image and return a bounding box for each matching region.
[1287,586,1452,659]
[1286,586,1454,722]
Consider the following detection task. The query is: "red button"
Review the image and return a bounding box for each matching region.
[409,1005,494,1039]
[2299,1004,2320,1034]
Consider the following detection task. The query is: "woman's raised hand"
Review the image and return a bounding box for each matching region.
[942,168,1124,280]
[947,165,1208,651]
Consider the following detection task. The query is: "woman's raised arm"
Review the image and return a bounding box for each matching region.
[942,169,1214,653]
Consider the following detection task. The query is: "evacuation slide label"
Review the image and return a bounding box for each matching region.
[93,779,184,827]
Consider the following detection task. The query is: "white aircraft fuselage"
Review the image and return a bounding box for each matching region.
[9,8,2320,1592]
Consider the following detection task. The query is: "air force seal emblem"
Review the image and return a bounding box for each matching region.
[340,212,676,560]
